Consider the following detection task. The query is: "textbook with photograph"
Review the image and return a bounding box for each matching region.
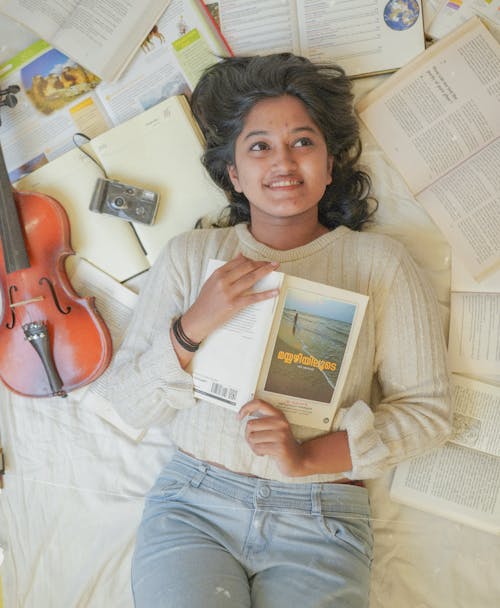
[218,0,426,78]
[0,0,231,182]
[0,0,173,82]
[190,259,368,430]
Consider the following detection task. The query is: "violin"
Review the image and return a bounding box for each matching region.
[0,85,112,398]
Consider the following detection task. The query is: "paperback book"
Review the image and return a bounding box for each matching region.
[190,259,368,430]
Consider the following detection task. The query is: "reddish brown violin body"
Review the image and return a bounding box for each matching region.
[0,85,112,398]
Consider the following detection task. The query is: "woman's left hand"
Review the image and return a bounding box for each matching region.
[239,400,305,477]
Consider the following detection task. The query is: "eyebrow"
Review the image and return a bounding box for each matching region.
[242,125,319,141]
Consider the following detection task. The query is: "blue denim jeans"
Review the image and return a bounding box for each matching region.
[132,450,372,608]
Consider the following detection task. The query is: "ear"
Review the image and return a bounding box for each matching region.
[326,156,334,185]
[227,163,243,193]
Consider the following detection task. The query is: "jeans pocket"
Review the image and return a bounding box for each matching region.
[146,470,191,503]
[318,512,373,564]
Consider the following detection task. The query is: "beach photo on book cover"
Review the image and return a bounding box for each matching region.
[264,287,355,404]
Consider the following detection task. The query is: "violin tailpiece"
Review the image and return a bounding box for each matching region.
[22,321,67,398]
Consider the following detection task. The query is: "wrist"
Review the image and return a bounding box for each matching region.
[297,431,352,476]
[172,316,202,352]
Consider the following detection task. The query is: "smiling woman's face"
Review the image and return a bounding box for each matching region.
[227,95,333,228]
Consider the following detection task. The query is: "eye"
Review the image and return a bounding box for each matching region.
[293,137,313,148]
[249,141,270,152]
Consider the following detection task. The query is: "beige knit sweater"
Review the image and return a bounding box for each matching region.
[104,224,452,483]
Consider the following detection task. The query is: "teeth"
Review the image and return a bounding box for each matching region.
[269,179,301,187]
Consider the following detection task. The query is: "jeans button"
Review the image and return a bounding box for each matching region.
[258,485,271,498]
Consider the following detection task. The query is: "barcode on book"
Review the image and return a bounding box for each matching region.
[210,383,238,405]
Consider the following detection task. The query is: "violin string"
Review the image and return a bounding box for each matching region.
[72,132,109,178]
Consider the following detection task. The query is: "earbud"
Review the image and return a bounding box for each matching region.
[0,85,21,108]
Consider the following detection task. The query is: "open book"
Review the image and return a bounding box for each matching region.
[15,95,228,282]
[390,374,500,535]
[427,0,500,42]
[217,0,426,78]
[0,0,231,182]
[357,16,500,281]
[0,0,172,82]
[448,257,500,379]
[190,259,368,430]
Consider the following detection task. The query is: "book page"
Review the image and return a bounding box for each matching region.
[0,0,173,82]
[190,259,283,410]
[68,258,146,442]
[0,41,110,182]
[218,0,301,55]
[0,0,71,43]
[357,17,500,195]
[448,292,500,375]
[415,138,500,279]
[93,0,231,126]
[428,0,500,42]
[421,0,443,31]
[91,95,229,266]
[256,275,369,430]
[450,374,500,457]
[296,0,425,77]
[170,0,231,87]
[451,255,500,292]
[390,443,500,534]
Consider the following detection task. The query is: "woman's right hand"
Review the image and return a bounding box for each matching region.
[172,254,280,364]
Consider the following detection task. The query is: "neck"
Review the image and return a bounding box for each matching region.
[248,215,329,250]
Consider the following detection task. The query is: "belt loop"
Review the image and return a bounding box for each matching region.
[190,463,208,488]
[310,485,322,516]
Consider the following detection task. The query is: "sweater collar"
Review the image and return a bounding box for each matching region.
[235,223,350,262]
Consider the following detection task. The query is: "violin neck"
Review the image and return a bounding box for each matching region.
[0,140,30,273]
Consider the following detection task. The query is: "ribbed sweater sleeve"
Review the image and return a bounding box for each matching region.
[337,244,452,479]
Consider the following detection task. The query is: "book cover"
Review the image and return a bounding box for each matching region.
[190,259,368,430]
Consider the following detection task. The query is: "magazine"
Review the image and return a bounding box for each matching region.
[0,0,231,182]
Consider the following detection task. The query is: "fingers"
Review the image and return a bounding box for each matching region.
[239,399,283,420]
[240,400,291,446]
[213,255,280,294]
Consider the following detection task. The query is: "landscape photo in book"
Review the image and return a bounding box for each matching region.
[264,287,355,404]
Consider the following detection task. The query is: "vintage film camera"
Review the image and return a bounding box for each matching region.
[89,177,160,225]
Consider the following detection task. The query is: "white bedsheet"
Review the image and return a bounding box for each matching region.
[1,84,499,608]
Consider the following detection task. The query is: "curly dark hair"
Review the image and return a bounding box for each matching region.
[190,53,376,230]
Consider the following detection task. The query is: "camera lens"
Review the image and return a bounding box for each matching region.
[112,196,126,208]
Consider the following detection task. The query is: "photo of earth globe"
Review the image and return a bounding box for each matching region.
[383,0,420,31]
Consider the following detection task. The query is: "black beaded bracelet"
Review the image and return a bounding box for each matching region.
[172,316,201,352]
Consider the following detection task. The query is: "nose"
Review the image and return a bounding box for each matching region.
[272,144,296,171]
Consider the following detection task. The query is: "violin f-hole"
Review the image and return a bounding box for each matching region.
[39,277,71,315]
[6,284,17,329]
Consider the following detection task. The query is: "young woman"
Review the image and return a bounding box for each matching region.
[104,54,452,607]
